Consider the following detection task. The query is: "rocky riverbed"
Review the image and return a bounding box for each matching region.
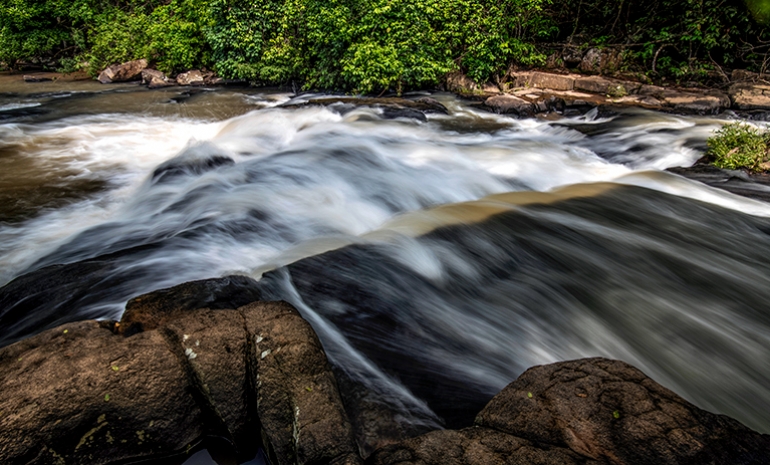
[1,280,768,464]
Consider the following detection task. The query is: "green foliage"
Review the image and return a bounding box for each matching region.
[1,0,767,90]
[707,123,770,172]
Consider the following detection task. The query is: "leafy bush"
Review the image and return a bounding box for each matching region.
[2,0,767,90]
[707,123,770,172]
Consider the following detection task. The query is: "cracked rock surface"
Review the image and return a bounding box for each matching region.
[0,281,360,465]
[370,358,770,465]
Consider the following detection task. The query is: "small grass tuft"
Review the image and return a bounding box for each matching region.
[707,123,770,172]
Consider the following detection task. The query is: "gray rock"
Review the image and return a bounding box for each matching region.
[97,59,148,84]
[176,70,205,86]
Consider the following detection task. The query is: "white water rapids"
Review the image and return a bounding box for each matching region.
[1,86,769,438]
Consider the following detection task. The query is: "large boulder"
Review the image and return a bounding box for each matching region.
[98,59,148,84]
[369,358,770,465]
[0,296,361,465]
[479,358,770,464]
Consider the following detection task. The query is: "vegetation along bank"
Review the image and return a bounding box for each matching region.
[2,0,770,94]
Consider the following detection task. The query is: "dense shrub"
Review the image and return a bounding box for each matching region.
[1,0,768,91]
[707,123,770,172]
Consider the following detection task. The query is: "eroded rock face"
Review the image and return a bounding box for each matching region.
[0,295,361,465]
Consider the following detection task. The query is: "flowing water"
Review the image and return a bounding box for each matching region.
[1,77,769,438]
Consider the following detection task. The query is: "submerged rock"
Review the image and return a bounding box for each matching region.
[667,163,770,203]
[98,59,148,84]
[151,153,235,182]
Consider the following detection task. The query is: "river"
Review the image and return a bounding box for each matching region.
[0,78,768,443]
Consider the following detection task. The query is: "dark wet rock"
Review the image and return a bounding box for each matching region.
[119,276,263,335]
[667,163,770,203]
[151,153,235,182]
[0,299,361,465]
[0,247,155,348]
[476,358,770,465]
[0,319,206,465]
[98,59,148,84]
[333,367,436,458]
[380,107,427,122]
[243,302,361,465]
[369,358,770,465]
[176,70,205,87]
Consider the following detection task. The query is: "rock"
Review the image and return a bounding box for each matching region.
[0,299,362,465]
[380,107,428,122]
[148,75,173,89]
[369,427,593,465]
[729,83,770,110]
[119,276,263,335]
[667,164,770,203]
[176,70,205,86]
[574,76,612,94]
[0,319,207,464]
[242,302,361,465]
[525,72,575,91]
[22,74,53,82]
[141,69,174,89]
[370,357,770,465]
[446,72,480,94]
[579,48,602,73]
[483,94,535,116]
[333,367,436,458]
[151,150,235,182]
[141,68,165,85]
[562,48,584,68]
[659,89,730,114]
[476,358,770,465]
[731,69,759,82]
[97,59,148,84]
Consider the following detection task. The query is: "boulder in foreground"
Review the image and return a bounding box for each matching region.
[0,297,361,465]
[370,358,770,464]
